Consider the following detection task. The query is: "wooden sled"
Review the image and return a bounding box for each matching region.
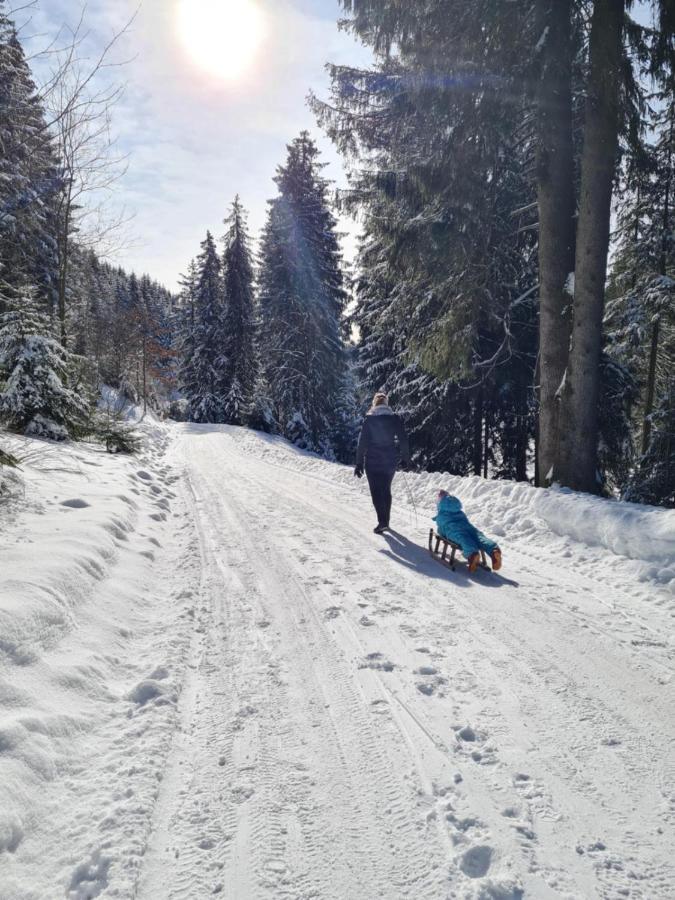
[428,529,491,572]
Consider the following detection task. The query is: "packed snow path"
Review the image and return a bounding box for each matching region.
[1,424,674,899]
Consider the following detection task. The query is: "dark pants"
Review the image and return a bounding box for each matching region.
[366,467,395,526]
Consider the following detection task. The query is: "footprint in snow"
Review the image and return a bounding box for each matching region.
[514,823,537,841]
[198,837,216,851]
[128,679,174,706]
[359,652,395,672]
[459,844,493,878]
[61,498,90,509]
[324,606,342,620]
[67,850,111,900]
[231,785,255,803]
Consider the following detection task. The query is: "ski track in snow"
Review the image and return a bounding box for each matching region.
[1,422,674,899]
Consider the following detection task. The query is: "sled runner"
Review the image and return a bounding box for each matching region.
[428,529,491,572]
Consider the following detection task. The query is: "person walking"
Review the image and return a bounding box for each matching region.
[354,392,410,534]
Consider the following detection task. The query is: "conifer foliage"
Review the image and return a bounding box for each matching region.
[257,132,350,454]
[312,0,674,504]
[0,4,179,441]
[221,197,256,425]
[0,289,88,439]
[606,79,675,506]
[0,5,60,312]
[181,231,227,423]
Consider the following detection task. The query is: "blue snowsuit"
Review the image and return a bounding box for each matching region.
[433,495,499,559]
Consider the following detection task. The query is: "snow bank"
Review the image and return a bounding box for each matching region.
[228,426,675,592]
[0,424,196,896]
[406,472,675,566]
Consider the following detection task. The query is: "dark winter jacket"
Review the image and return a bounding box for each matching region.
[356,406,410,472]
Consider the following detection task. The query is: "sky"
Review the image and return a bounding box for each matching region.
[20,0,373,291]
[18,1,657,294]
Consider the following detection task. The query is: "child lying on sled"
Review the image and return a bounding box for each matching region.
[433,490,502,573]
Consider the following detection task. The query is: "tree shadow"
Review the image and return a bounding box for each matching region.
[381,530,519,589]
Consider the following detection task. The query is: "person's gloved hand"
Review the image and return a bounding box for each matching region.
[354,465,364,478]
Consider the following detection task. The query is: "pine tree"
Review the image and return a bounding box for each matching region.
[257,132,350,453]
[0,288,88,439]
[0,4,60,311]
[625,383,675,507]
[606,81,675,505]
[181,231,227,423]
[221,196,256,425]
[313,5,539,478]
[314,0,673,494]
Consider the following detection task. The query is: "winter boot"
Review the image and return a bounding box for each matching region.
[491,548,502,572]
[467,552,480,573]
[374,524,387,535]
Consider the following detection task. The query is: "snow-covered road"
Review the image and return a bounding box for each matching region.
[1,424,674,899]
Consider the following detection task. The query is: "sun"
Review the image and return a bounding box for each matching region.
[176,0,265,82]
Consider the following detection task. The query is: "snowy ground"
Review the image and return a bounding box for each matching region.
[1,423,674,900]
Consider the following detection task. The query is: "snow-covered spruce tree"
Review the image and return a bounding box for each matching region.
[314,0,675,492]
[351,223,477,475]
[221,196,256,425]
[625,383,675,507]
[257,132,350,455]
[0,4,61,313]
[0,288,89,439]
[312,6,539,479]
[181,231,227,423]
[247,370,276,433]
[606,80,675,505]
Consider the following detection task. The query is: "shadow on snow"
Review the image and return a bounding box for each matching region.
[380,530,519,589]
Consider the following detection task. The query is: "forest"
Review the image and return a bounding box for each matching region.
[0,0,673,506]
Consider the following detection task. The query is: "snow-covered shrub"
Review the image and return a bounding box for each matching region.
[168,398,189,421]
[222,377,247,426]
[285,410,312,450]
[0,442,20,501]
[25,413,69,441]
[85,395,141,454]
[247,378,276,433]
[0,290,90,439]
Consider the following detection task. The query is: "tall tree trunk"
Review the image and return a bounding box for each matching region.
[472,384,483,476]
[557,0,624,493]
[57,187,73,348]
[516,372,529,482]
[142,333,147,417]
[535,0,576,485]
[483,406,489,480]
[642,320,660,454]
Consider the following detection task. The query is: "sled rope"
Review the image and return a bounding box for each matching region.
[401,471,419,529]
